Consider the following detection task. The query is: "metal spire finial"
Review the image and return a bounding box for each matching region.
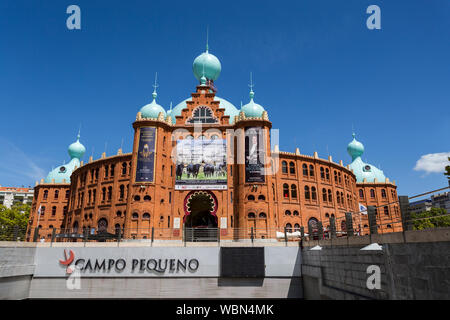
[152,72,158,99]
[249,72,255,100]
[206,26,209,52]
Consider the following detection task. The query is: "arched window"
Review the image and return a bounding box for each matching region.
[259,212,267,218]
[102,188,106,201]
[122,162,127,175]
[285,210,292,216]
[325,213,330,218]
[132,212,139,219]
[381,189,387,198]
[340,192,344,205]
[97,218,108,233]
[305,186,310,199]
[73,221,79,233]
[309,165,314,177]
[108,186,112,201]
[293,210,299,216]
[302,164,308,176]
[144,195,151,201]
[338,172,342,184]
[187,106,218,124]
[320,167,325,179]
[291,184,297,198]
[43,190,48,199]
[248,212,256,219]
[322,188,327,202]
[384,206,389,215]
[334,171,338,183]
[258,195,266,201]
[115,224,121,234]
[336,191,341,204]
[370,189,375,198]
[104,165,109,178]
[143,212,150,220]
[52,206,56,215]
[248,195,255,201]
[294,223,300,231]
[110,164,115,177]
[282,161,288,174]
[283,184,289,198]
[311,187,317,200]
[134,195,141,201]
[285,223,292,232]
[359,189,364,199]
[289,162,295,174]
[341,220,346,231]
[308,218,318,232]
[116,211,122,217]
[54,190,59,199]
[325,168,330,180]
[119,185,124,200]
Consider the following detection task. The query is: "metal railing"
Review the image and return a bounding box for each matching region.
[2,187,448,244]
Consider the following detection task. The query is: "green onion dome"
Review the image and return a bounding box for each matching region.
[139,91,166,119]
[347,133,387,183]
[193,49,221,82]
[241,89,265,118]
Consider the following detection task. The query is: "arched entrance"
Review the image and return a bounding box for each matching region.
[183,191,218,241]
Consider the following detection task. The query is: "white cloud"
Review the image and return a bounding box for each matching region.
[413,152,450,174]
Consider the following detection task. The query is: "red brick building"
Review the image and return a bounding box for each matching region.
[26,47,401,241]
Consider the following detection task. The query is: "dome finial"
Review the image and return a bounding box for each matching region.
[77,125,81,141]
[249,72,255,100]
[200,62,207,85]
[206,25,209,52]
[152,72,158,100]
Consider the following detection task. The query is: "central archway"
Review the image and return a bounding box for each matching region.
[183,191,218,241]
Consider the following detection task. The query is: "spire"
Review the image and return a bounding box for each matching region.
[249,72,255,100]
[152,72,158,100]
[206,26,209,52]
[169,101,173,112]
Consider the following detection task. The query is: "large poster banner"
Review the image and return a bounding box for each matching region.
[175,138,227,190]
[245,127,265,183]
[135,127,156,183]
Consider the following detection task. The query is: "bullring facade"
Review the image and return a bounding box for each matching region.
[26,45,401,241]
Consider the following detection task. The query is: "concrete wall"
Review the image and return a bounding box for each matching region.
[301,227,450,300]
[0,246,36,299]
[0,244,302,299]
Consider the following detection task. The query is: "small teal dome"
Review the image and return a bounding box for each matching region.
[193,50,221,81]
[241,90,265,118]
[347,133,387,183]
[45,134,85,183]
[347,133,364,161]
[139,91,166,119]
[68,134,86,159]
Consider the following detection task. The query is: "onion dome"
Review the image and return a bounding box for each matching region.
[139,91,166,119]
[139,74,166,119]
[347,133,365,161]
[241,86,265,118]
[193,45,221,82]
[45,133,85,183]
[68,132,86,159]
[347,133,387,183]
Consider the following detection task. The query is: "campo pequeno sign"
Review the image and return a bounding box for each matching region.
[34,247,220,278]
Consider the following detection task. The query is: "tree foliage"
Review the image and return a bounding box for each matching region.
[445,156,450,184]
[411,207,450,230]
[0,203,30,240]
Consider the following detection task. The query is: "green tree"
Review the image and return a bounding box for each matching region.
[0,203,31,240]
[445,156,450,184]
[411,207,450,230]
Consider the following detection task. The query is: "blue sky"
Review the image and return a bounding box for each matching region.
[0,0,449,197]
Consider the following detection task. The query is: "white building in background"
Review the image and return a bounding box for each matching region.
[0,186,34,208]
